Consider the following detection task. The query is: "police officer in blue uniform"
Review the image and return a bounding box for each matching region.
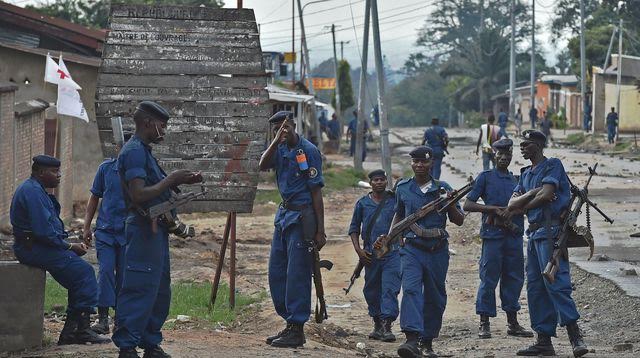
[421,118,448,179]
[11,155,110,345]
[113,101,203,358]
[82,132,133,334]
[376,146,464,358]
[606,107,618,144]
[259,111,326,348]
[463,138,533,340]
[348,169,400,343]
[508,130,588,357]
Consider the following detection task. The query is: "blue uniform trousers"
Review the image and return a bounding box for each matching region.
[268,209,313,324]
[498,124,509,138]
[14,244,97,314]
[399,242,449,339]
[349,136,367,161]
[95,230,126,308]
[607,125,616,144]
[113,221,171,349]
[526,238,580,337]
[363,251,401,320]
[431,154,444,180]
[475,236,524,317]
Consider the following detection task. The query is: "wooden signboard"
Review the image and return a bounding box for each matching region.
[95,5,270,213]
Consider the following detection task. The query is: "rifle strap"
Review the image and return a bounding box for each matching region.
[364,191,392,244]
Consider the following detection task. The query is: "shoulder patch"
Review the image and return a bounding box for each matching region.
[308,167,318,178]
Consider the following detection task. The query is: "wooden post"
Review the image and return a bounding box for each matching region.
[209,212,232,310]
[229,212,237,309]
[237,0,243,8]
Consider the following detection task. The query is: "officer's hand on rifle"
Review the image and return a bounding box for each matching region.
[314,232,327,250]
[355,247,372,265]
[82,227,93,247]
[70,243,88,256]
[373,235,386,250]
[168,169,203,186]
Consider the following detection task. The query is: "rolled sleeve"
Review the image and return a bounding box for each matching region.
[348,200,362,236]
[122,150,147,182]
[541,159,564,188]
[306,146,324,189]
[90,165,105,197]
[466,173,485,202]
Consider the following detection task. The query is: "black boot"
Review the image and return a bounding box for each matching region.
[271,323,305,348]
[380,318,396,342]
[118,348,140,358]
[566,322,588,357]
[478,315,491,339]
[57,311,79,345]
[369,317,383,340]
[397,331,422,358]
[418,337,437,358]
[91,306,110,334]
[516,333,556,356]
[266,324,291,345]
[76,311,111,344]
[143,346,171,358]
[507,312,534,337]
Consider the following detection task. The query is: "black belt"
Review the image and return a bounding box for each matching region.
[279,202,310,211]
[528,220,562,232]
[406,237,447,253]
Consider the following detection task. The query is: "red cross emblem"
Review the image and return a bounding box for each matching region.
[57,69,68,79]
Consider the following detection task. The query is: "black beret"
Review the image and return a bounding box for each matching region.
[492,138,514,151]
[269,111,294,124]
[135,101,170,122]
[521,129,546,145]
[409,146,433,160]
[368,169,387,180]
[32,155,60,168]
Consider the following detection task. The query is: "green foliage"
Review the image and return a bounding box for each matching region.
[254,189,281,204]
[27,0,223,29]
[615,141,631,151]
[566,133,586,145]
[552,109,568,130]
[44,276,67,313]
[464,111,486,129]
[332,60,356,112]
[323,165,366,191]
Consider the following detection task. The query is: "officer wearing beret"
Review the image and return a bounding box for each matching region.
[82,132,133,334]
[421,118,449,179]
[348,169,400,342]
[376,146,464,358]
[508,130,588,357]
[113,101,203,358]
[463,138,533,340]
[11,155,110,345]
[259,111,326,348]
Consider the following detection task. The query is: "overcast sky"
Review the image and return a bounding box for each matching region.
[6,0,563,71]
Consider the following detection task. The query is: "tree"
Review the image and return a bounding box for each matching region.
[555,49,573,75]
[332,60,355,113]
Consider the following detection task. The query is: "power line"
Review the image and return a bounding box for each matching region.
[261,0,290,21]
[260,0,365,26]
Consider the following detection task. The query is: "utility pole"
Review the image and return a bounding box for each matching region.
[332,24,342,130]
[530,0,536,128]
[509,0,516,124]
[340,41,350,60]
[296,0,321,151]
[355,0,371,171]
[580,0,588,132]
[370,0,392,184]
[616,18,623,143]
[291,0,295,83]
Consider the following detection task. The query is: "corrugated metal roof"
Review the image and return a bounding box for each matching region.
[0,25,39,48]
[0,41,101,67]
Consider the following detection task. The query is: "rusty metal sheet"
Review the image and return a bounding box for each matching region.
[96,5,269,213]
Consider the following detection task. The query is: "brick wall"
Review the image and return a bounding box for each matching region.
[0,84,17,225]
[15,109,46,184]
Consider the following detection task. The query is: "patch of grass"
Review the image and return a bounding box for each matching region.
[255,189,281,204]
[615,141,631,151]
[566,133,586,145]
[44,277,264,325]
[323,165,366,191]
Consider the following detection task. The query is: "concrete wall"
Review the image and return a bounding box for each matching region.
[0,261,45,352]
[0,46,103,203]
[593,71,639,132]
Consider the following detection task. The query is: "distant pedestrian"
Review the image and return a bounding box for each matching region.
[529,107,538,129]
[476,115,501,171]
[422,117,449,179]
[515,108,523,136]
[347,110,368,161]
[606,107,619,144]
[327,113,341,141]
[583,103,592,132]
[539,116,552,147]
[498,108,509,138]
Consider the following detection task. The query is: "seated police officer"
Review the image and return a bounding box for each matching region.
[10,155,110,345]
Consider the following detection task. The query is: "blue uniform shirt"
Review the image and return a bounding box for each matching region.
[91,159,127,235]
[514,157,571,240]
[423,126,448,156]
[466,169,524,239]
[10,177,70,250]
[348,193,397,252]
[606,112,618,126]
[327,119,340,139]
[348,118,368,136]
[498,112,508,127]
[117,135,171,220]
[394,177,461,240]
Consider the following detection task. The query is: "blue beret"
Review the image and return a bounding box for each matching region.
[135,101,170,122]
[492,138,513,151]
[368,169,387,180]
[32,155,60,168]
[409,146,433,160]
[269,111,294,124]
[521,129,546,144]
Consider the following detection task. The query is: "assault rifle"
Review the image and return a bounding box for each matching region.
[146,187,208,237]
[375,178,474,258]
[542,163,614,283]
[313,246,333,323]
[343,258,366,295]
